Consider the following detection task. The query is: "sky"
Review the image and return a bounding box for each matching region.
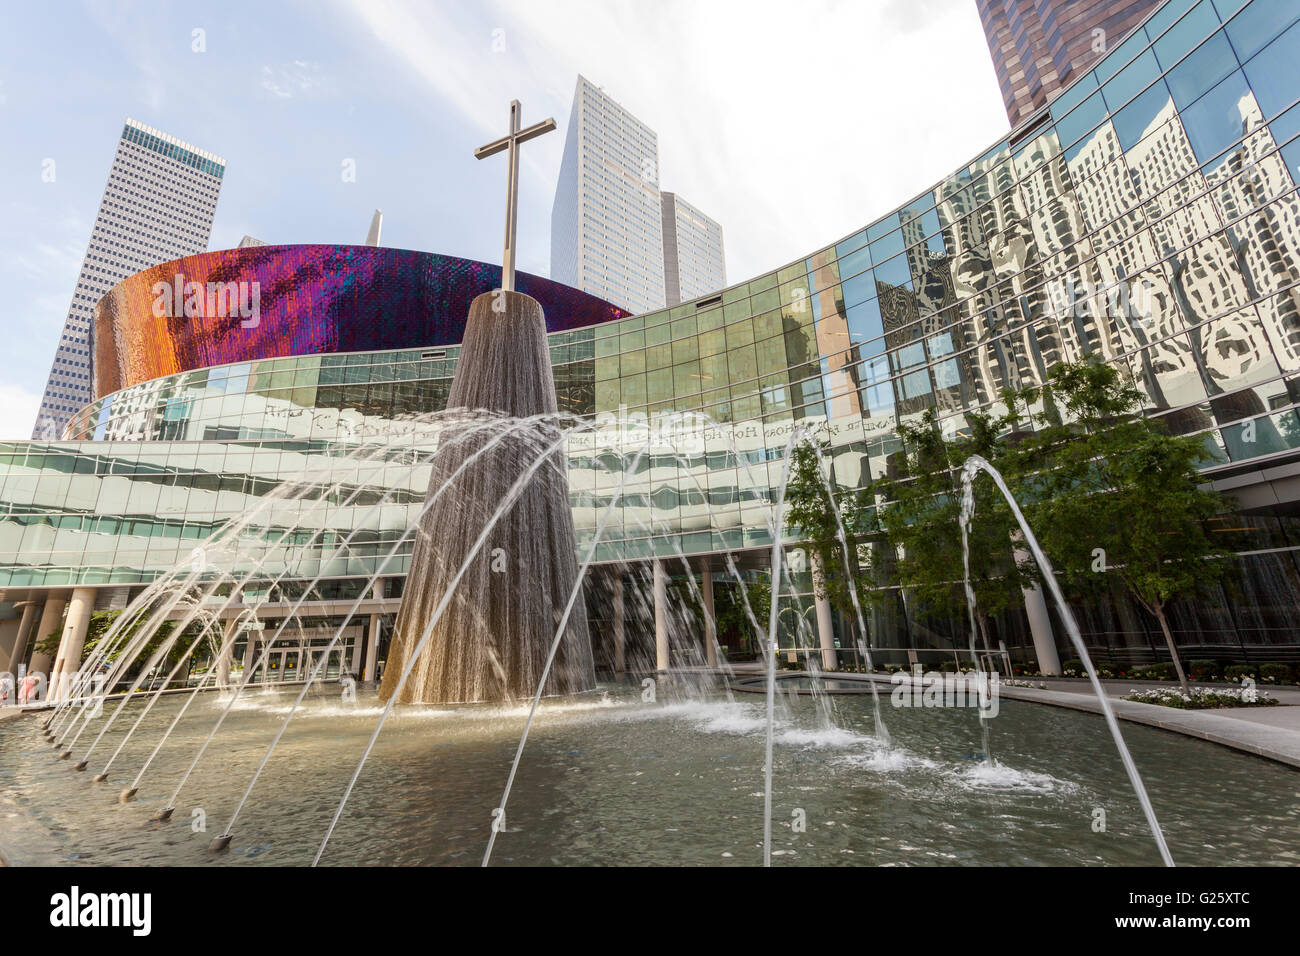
[0,0,1009,439]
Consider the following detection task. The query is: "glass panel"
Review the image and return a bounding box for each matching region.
[1226,0,1299,62]
[1055,89,1109,149]
[1243,21,1300,119]
[1095,28,1151,86]
[1103,48,1160,110]
[1180,70,1254,162]
[1167,33,1239,109]
[1154,0,1223,67]
[1050,69,1099,122]
[1112,80,1172,149]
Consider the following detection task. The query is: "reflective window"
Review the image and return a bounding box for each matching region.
[1154,0,1223,68]
[1226,0,1299,62]
[1167,33,1240,109]
[1056,90,1109,150]
[1113,81,1173,149]
[1180,70,1254,162]
[1243,21,1300,118]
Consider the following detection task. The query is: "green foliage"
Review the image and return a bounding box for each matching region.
[872,406,1036,652]
[1136,662,1177,681]
[783,439,872,621]
[82,609,213,683]
[1007,359,1234,692]
[1125,686,1278,709]
[1188,659,1220,682]
[1258,660,1289,686]
[33,629,62,657]
[714,577,771,655]
[1224,664,1257,682]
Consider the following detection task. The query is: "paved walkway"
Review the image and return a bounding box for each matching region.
[994,680,1300,768]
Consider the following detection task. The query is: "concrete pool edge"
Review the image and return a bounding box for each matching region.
[728,671,1300,771]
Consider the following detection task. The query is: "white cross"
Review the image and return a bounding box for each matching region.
[474,99,556,293]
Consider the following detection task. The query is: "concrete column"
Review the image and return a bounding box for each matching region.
[1014,539,1061,676]
[811,552,838,671]
[241,629,257,680]
[28,595,69,698]
[363,580,382,682]
[2,602,39,676]
[700,567,717,668]
[0,618,19,677]
[612,573,625,676]
[216,617,239,688]
[653,559,668,674]
[1022,580,1061,675]
[50,588,95,701]
[349,625,365,677]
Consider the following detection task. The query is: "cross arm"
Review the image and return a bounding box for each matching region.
[473,117,558,160]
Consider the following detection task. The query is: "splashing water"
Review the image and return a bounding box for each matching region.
[957,454,1175,867]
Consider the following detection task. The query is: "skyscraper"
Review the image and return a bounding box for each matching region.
[660,191,726,306]
[550,76,667,314]
[976,0,1162,128]
[32,118,224,438]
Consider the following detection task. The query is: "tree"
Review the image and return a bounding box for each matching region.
[714,576,771,658]
[873,405,1037,659]
[1008,359,1235,694]
[77,609,214,689]
[783,439,871,622]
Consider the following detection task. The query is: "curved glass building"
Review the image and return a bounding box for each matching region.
[3,0,1300,679]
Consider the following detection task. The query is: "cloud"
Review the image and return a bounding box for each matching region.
[260,61,326,99]
[332,0,1009,286]
[0,383,42,440]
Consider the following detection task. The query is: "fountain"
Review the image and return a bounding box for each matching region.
[6,99,1297,871]
[5,415,1300,868]
[958,454,1175,867]
[379,289,594,705]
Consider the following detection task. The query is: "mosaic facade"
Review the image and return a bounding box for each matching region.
[92,245,629,399]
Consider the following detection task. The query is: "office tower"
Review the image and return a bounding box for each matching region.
[660,191,726,306]
[550,75,666,314]
[976,0,1162,127]
[32,117,224,438]
[236,210,383,251]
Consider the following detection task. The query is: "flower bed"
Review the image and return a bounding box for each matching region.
[1124,687,1279,710]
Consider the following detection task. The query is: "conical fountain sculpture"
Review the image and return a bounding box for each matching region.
[378,289,595,703]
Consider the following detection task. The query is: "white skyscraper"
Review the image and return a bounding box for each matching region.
[32,117,224,439]
[660,192,725,306]
[550,76,666,315]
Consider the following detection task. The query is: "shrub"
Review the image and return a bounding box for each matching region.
[1260,662,1293,684]
[1137,662,1177,681]
[1224,664,1258,683]
[1063,658,1084,674]
[939,660,959,673]
[1188,659,1219,682]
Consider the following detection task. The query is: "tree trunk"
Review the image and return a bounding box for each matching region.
[976,614,993,660]
[1152,604,1190,695]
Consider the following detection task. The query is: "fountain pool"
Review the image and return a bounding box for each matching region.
[1,684,1296,866]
